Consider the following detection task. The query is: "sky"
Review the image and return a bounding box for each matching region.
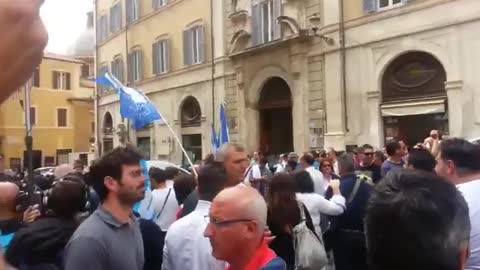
[40,0,93,54]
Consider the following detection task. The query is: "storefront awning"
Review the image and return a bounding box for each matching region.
[381,99,445,117]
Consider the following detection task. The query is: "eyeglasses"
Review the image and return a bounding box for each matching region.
[364,153,374,156]
[205,216,254,227]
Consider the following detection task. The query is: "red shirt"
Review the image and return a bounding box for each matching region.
[226,241,277,270]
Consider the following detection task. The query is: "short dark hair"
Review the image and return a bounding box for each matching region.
[407,149,436,172]
[362,144,374,151]
[164,167,179,180]
[294,170,314,193]
[301,153,315,166]
[149,167,166,183]
[89,146,143,202]
[366,170,470,270]
[197,163,227,201]
[337,153,355,174]
[203,154,215,165]
[439,138,480,173]
[173,174,196,205]
[385,140,401,156]
[48,174,88,218]
[374,151,386,162]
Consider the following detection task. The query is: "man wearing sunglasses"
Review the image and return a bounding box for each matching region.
[204,186,286,270]
[356,144,382,184]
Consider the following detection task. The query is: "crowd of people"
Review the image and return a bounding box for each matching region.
[0,2,479,269]
[0,136,478,270]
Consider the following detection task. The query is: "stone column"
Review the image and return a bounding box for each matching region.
[323,53,346,150]
[445,80,464,137]
[366,91,383,147]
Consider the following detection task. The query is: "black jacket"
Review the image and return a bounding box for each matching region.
[139,219,166,270]
[5,216,78,268]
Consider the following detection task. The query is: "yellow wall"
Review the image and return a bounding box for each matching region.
[96,0,212,83]
[343,0,430,21]
[0,56,94,169]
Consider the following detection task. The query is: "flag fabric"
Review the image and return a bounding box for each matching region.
[96,73,161,129]
[219,102,229,145]
[211,124,219,154]
[133,159,155,219]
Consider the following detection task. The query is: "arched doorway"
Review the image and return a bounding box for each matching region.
[102,112,114,153]
[259,77,293,155]
[180,96,202,166]
[381,51,448,146]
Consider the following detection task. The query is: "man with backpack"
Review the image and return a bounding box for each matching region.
[325,153,373,270]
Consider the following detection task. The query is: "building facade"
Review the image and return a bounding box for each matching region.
[322,0,480,149]
[0,53,95,171]
[224,0,330,155]
[95,0,228,164]
[97,0,480,159]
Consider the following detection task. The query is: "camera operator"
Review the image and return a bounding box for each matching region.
[5,174,89,269]
[0,182,29,250]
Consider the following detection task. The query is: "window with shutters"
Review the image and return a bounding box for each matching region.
[97,15,108,42]
[30,107,36,125]
[126,0,139,24]
[81,65,90,78]
[98,65,109,92]
[57,108,68,127]
[183,25,205,66]
[111,56,125,82]
[110,4,122,33]
[364,0,405,13]
[52,71,71,90]
[128,50,143,82]
[152,0,167,9]
[33,67,40,88]
[153,39,170,75]
[251,0,282,46]
[378,0,402,9]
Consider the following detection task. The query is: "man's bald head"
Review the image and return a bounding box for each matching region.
[205,185,268,263]
[213,185,267,229]
[0,182,19,212]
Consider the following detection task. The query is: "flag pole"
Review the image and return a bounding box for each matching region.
[24,77,34,195]
[157,112,198,177]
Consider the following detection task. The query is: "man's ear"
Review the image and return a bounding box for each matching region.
[447,160,457,176]
[104,176,118,193]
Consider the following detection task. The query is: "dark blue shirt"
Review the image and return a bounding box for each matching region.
[336,174,373,231]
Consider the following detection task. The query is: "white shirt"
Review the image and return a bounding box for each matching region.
[296,192,346,236]
[306,166,326,195]
[162,200,226,270]
[332,160,340,175]
[457,179,480,270]
[150,187,178,231]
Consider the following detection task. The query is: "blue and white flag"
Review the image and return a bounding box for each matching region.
[219,102,229,146]
[211,124,219,154]
[96,73,161,129]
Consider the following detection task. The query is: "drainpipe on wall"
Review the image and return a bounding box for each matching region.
[94,0,102,158]
[339,0,349,133]
[210,0,216,131]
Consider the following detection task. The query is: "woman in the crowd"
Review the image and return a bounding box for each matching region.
[294,170,346,236]
[267,173,317,270]
[319,158,340,189]
[172,174,197,219]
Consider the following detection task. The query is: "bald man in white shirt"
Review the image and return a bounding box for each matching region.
[162,163,228,270]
